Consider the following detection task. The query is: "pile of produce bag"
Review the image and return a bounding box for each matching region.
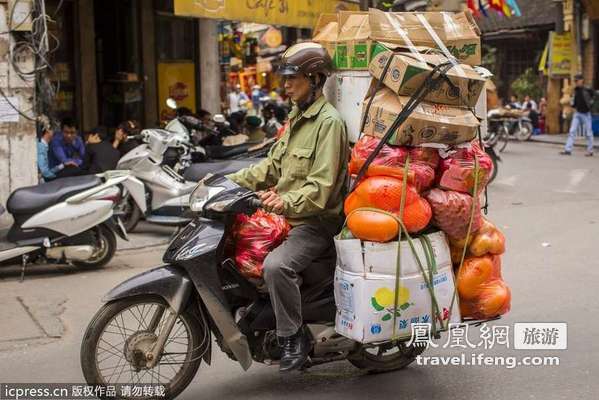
[232,210,290,279]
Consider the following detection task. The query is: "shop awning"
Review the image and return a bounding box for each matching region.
[174,0,359,29]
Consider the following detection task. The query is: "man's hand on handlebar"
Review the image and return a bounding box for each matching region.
[258,189,284,215]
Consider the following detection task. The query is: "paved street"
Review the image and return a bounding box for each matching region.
[0,140,597,399]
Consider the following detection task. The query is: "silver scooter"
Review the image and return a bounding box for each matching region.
[0,171,136,273]
[115,102,262,232]
[115,128,198,232]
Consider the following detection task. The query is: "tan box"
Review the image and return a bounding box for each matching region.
[369,9,482,66]
[334,11,372,70]
[361,87,480,146]
[369,49,485,107]
[312,13,338,58]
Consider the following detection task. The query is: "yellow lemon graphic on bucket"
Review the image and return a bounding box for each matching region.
[371,287,410,311]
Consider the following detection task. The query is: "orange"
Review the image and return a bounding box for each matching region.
[476,280,511,318]
[347,210,399,242]
[456,256,495,300]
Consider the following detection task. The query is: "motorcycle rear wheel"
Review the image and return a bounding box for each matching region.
[80,296,204,400]
[348,341,426,373]
[72,225,116,269]
[516,121,533,141]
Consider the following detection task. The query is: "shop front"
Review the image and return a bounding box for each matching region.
[174,0,359,114]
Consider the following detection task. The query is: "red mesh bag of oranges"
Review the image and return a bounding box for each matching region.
[349,136,438,191]
[344,176,432,241]
[438,141,493,195]
[232,210,290,279]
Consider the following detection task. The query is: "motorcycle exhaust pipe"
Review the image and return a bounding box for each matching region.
[46,245,95,262]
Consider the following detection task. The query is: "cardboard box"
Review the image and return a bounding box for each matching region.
[361,87,480,146]
[335,231,452,277]
[312,13,338,59]
[369,49,485,107]
[323,70,372,143]
[334,267,461,343]
[334,11,372,70]
[369,9,482,66]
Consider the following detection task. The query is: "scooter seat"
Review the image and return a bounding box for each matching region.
[6,175,102,215]
[183,159,262,182]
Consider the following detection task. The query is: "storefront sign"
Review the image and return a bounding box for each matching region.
[174,0,359,28]
[548,31,575,77]
[157,62,197,121]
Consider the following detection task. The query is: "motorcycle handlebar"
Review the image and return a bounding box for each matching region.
[248,198,262,210]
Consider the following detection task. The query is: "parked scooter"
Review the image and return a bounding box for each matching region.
[80,175,425,399]
[0,171,134,272]
[115,128,260,232]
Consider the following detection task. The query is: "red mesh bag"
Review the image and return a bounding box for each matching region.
[460,279,511,319]
[349,136,437,191]
[438,141,493,194]
[232,210,291,279]
[425,188,482,240]
[344,176,432,234]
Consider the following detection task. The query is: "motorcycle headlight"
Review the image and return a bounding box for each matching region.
[189,182,224,212]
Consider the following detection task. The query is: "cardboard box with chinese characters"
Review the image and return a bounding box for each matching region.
[361,87,480,146]
[369,48,485,107]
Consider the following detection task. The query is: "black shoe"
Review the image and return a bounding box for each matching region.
[279,327,311,372]
[585,152,594,157]
[560,151,572,155]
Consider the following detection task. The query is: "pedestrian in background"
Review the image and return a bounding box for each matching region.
[113,120,141,156]
[49,117,85,178]
[36,119,76,181]
[83,127,121,174]
[561,74,595,156]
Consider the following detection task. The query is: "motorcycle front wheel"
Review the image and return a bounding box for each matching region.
[80,296,205,400]
[119,195,143,233]
[348,341,426,373]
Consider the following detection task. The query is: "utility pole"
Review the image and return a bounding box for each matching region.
[360,0,370,11]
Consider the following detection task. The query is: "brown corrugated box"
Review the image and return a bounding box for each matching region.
[361,86,480,146]
[313,13,338,58]
[369,8,482,66]
[369,48,485,107]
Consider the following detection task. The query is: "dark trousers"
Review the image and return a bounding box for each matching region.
[262,221,338,337]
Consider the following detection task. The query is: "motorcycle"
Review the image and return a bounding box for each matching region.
[115,127,262,232]
[0,171,134,273]
[487,109,534,150]
[80,174,425,399]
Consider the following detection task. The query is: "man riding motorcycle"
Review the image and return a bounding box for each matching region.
[227,42,349,372]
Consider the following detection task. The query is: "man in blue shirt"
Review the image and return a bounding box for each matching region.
[37,122,78,181]
[49,117,85,173]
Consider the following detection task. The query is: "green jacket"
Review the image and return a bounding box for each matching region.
[227,95,349,226]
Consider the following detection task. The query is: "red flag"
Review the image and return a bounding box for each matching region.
[468,0,480,16]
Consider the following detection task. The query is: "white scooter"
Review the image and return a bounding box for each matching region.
[0,171,138,274]
[115,128,198,232]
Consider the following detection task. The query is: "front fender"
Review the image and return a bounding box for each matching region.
[122,176,147,213]
[103,265,192,313]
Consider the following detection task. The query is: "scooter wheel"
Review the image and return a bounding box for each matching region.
[348,341,426,373]
[80,296,205,400]
[73,225,116,269]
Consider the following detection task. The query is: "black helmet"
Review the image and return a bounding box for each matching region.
[278,42,332,77]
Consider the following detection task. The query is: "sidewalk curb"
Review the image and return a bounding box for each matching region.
[529,136,599,150]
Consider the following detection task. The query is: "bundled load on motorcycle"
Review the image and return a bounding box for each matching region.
[315,8,511,344]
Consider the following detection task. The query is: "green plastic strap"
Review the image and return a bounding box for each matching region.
[444,154,481,330]
[392,154,410,339]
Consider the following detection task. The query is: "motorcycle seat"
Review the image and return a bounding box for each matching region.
[183,159,261,182]
[205,143,253,159]
[6,175,102,215]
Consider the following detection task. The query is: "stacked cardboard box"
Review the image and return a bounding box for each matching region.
[320,9,511,344]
